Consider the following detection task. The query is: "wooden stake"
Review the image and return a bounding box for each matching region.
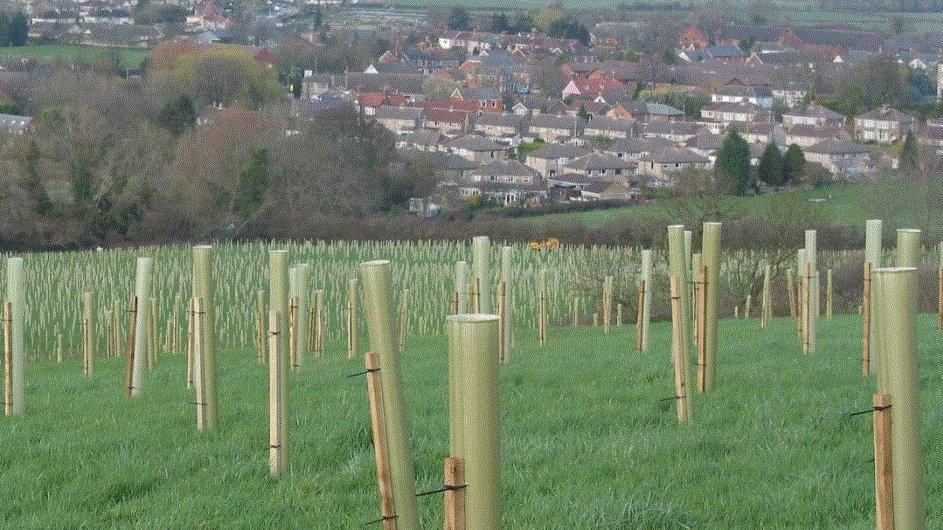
[669,277,690,423]
[193,297,207,431]
[786,268,797,319]
[498,282,507,363]
[268,309,286,476]
[863,263,872,377]
[365,351,396,529]
[635,280,645,353]
[256,290,266,364]
[289,297,299,371]
[82,317,91,375]
[873,393,894,530]
[399,289,409,353]
[938,266,943,331]
[444,456,466,530]
[697,265,707,393]
[826,268,833,320]
[186,297,195,389]
[3,302,12,416]
[803,262,811,354]
[125,296,138,397]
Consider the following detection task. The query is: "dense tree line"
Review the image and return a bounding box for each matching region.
[0,43,433,249]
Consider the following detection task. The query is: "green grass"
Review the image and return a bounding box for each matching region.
[539,181,942,233]
[0,314,939,526]
[0,45,149,69]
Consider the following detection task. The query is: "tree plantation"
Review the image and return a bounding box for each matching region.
[0,224,939,527]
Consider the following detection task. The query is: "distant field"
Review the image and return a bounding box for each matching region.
[535,181,941,234]
[0,45,149,69]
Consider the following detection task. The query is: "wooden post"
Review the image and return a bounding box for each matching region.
[826,269,833,320]
[863,263,872,377]
[125,296,138,397]
[697,265,707,393]
[83,291,93,374]
[256,290,266,364]
[444,456,466,530]
[639,250,652,352]
[803,262,811,354]
[452,291,459,315]
[289,297,299,371]
[82,317,91,374]
[3,302,12,416]
[348,278,359,359]
[365,351,397,529]
[193,297,208,431]
[399,289,410,353]
[538,269,548,346]
[186,297,195,388]
[268,309,286,476]
[669,277,690,423]
[937,266,943,331]
[786,268,797,319]
[498,282,507,363]
[873,393,894,530]
[602,276,613,335]
[635,280,645,353]
[616,303,622,327]
[744,294,751,319]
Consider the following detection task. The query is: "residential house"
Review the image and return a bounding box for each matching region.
[528,114,583,143]
[448,134,507,163]
[562,153,637,181]
[700,101,771,124]
[451,86,505,113]
[641,121,705,142]
[583,116,637,140]
[474,113,525,146]
[562,72,624,99]
[637,146,711,184]
[710,86,774,109]
[423,108,467,135]
[805,139,872,177]
[602,136,675,161]
[0,114,33,135]
[854,106,914,144]
[375,105,423,135]
[525,143,589,179]
[784,123,848,148]
[462,160,545,206]
[782,104,847,128]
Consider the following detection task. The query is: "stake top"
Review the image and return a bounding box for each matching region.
[194,244,212,250]
[873,266,917,275]
[897,228,921,234]
[668,224,685,230]
[360,259,390,268]
[447,314,500,324]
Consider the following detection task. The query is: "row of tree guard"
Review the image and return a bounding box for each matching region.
[0,223,934,528]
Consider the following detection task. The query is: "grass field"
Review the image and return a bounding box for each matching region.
[0,45,149,69]
[537,181,941,233]
[0,314,939,526]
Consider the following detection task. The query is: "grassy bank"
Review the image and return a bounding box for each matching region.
[0,45,148,69]
[0,315,939,526]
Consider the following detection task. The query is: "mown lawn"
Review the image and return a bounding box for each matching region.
[0,314,939,526]
[0,45,148,69]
